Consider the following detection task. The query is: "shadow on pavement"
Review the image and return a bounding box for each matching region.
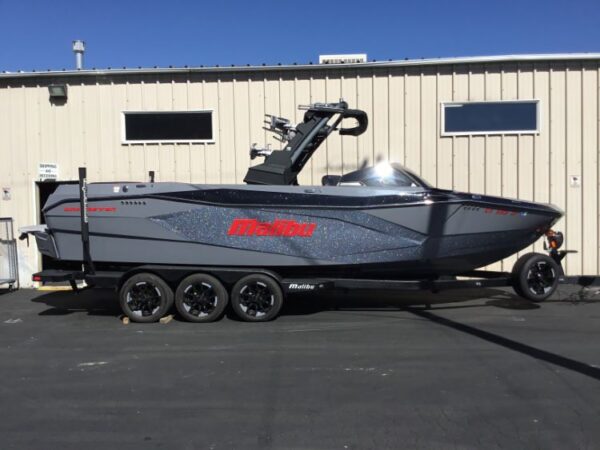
[281,287,536,316]
[27,286,600,382]
[405,306,600,382]
[29,286,542,319]
[31,288,121,317]
[283,287,600,381]
[28,284,596,322]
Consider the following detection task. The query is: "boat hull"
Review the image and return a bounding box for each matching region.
[37,183,562,277]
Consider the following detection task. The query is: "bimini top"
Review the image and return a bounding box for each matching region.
[244,101,368,185]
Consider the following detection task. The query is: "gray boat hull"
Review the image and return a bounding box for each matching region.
[34,182,562,277]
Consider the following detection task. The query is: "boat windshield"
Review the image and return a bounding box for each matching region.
[337,163,432,188]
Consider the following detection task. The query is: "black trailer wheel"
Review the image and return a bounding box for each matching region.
[119,273,174,323]
[512,253,560,302]
[175,274,228,323]
[231,274,283,322]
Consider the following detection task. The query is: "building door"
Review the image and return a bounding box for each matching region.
[36,180,79,270]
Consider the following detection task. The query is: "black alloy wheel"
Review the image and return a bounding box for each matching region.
[512,253,560,302]
[231,274,283,322]
[175,274,228,323]
[119,273,174,323]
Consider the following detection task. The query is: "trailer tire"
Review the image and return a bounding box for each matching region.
[512,253,560,302]
[119,273,174,323]
[175,274,228,323]
[230,274,283,322]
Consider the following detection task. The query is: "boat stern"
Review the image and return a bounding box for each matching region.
[19,225,60,260]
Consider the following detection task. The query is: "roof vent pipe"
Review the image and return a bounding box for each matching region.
[72,40,85,69]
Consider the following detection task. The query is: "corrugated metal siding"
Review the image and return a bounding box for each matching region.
[0,61,598,285]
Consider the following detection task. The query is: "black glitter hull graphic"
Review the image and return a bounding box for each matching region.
[35,182,562,277]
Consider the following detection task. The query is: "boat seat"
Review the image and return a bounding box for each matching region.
[321,175,341,186]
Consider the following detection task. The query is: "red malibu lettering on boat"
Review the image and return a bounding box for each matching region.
[228,219,316,237]
[484,208,518,216]
[63,207,117,213]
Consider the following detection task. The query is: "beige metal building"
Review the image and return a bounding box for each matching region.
[1,53,599,286]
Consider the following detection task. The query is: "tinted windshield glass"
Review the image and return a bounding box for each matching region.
[339,163,431,188]
[361,171,419,187]
[391,164,432,188]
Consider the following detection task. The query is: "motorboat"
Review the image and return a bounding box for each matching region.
[25,101,562,279]
[22,101,574,323]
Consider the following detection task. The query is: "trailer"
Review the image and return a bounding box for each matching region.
[27,168,599,323]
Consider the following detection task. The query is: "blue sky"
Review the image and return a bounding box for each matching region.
[1,0,598,71]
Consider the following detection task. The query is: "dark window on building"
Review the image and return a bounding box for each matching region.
[123,111,213,143]
[442,101,538,135]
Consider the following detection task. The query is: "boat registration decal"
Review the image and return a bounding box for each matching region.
[228,218,316,237]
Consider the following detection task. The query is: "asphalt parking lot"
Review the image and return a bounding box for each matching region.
[1,285,600,449]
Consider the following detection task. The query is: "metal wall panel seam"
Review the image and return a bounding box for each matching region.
[247,75,253,185]
[451,67,455,190]
[186,78,192,183]
[387,70,391,166]
[566,66,574,271]
[467,66,472,193]
[232,77,238,183]
[325,73,330,172]
[500,66,505,270]
[579,64,585,271]
[435,67,439,187]
[548,67,553,222]
[216,77,222,184]
[403,71,407,167]
[201,77,207,184]
[419,71,423,177]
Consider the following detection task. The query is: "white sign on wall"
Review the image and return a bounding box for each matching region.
[319,54,367,64]
[38,163,59,181]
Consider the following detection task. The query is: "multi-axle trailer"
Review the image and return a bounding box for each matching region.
[27,168,599,324]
